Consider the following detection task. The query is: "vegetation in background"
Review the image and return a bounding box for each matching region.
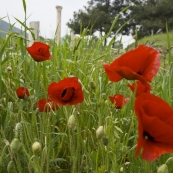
[67,0,173,39]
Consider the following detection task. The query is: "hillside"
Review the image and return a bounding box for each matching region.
[0,20,24,37]
[128,32,173,52]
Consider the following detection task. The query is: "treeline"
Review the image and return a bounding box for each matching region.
[67,0,173,39]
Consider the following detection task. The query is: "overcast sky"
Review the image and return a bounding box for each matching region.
[0,0,88,38]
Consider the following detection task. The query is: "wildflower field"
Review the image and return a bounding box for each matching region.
[1,2,173,173]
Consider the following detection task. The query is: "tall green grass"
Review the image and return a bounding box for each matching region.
[0,1,173,173]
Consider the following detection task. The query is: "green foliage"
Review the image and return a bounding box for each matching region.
[67,0,173,39]
[128,0,173,38]
[67,0,129,36]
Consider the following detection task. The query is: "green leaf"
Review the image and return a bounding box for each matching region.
[22,0,26,14]
[14,17,35,40]
[0,32,18,59]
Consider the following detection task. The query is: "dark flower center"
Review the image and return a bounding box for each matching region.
[137,71,142,75]
[143,131,154,141]
[61,87,75,102]
[38,48,45,55]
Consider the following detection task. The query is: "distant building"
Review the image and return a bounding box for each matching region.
[0,20,27,37]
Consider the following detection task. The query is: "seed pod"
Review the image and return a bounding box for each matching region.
[7,161,17,173]
[102,136,109,146]
[96,126,104,139]
[6,66,12,74]
[89,81,96,90]
[165,157,173,172]
[68,114,76,129]
[32,142,41,153]
[157,164,168,173]
[10,138,22,153]
[120,167,124,172]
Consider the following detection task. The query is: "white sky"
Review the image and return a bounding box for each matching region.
[0,0,88,38]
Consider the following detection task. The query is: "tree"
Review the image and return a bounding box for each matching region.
[128,0,173,38]
[67,0,113,36]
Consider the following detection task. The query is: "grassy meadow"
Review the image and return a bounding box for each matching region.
[1,3,173,173]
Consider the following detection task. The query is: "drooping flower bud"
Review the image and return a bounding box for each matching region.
[96,126,104,139]
[120,167,124,172]
[32,141,41,153]
[14,123,22,139]
[68,114,76,129]
[6,66,12,74]
[102,136,109,146]
[165,157,173,172]
[7,161,16,173]
[89,81,96,90]
[157,164,168,173]
[10,138,22,153]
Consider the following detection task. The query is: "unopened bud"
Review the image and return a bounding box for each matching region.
[68,114,76,129]
[96,126,104,139]
[157,164,168,173]
[120,167,124,172]
[165,157,173,171]
[14,123,22,139]
[102,136,109,146]
[7,161,16,173]
[32,141,41,153]
[10,138,22,153]
[6,66,12,74]
[89,81,96,90]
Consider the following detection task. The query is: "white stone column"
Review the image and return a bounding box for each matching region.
[56,6,62,45]
[29,21,40,45]
[70,30,75,40]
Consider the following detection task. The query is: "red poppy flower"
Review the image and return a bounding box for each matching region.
[103,45,160,83]
[109,94,130,109]
[127,81,151,96]
[134,93,173,162]
[36,98,59,112]
[16,87,30,99]
[48,77,84,106]
[26,42,52,62]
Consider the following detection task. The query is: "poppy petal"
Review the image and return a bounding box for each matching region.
[26,42,52,62]
[103,63,122,82]
[134,93,173,161]
[104,45,160,83]
[48,77,84,106]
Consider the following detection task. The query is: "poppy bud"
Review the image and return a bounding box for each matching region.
[32,142,41,153]
[165,157,173,171]
[101,93,107,100]
[7,161,16,173]
[89,81,96,90]
[1,97,6,104]
[157,164,168,173]
[102,136,109,146]
[14,123,22,139]
[68,114,76,129]
[120,167,124,172]
[121,146,128,154]
[6,66,12,74]
[96,126,104,139]
[10,138,22,153]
